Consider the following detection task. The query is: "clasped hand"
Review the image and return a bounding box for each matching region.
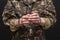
[20,12,40,27]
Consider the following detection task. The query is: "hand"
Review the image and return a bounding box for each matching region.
[20,15,30,27]
[28,12,40,24]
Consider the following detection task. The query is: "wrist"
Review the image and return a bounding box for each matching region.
[15,18,23,28]
[39,18,45,27]
[15,19,20,27]
[19,18,23,27]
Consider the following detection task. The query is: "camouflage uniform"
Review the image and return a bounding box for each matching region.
[2,0,56,40]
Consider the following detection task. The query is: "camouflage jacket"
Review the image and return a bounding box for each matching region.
[2,0,56,40]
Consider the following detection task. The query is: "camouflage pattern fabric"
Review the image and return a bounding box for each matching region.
[2,0,56,40]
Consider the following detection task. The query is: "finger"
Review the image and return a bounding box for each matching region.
[22,15,28,19]
[23,21,30,27]
[32,16,39,18]
[28,18,40,23]
[29,18,39,20]
[29,16,39,19]
[21,19,29,23]
[28,19,39,22]
[31,12,39,16]
[23,21,29,24]
[27,14,30,16]
[21,18,26,22]
[31,20,40,23]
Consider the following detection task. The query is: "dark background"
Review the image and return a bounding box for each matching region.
[0,0,60,40]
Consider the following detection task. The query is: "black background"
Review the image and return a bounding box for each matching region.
[0,0,60,40]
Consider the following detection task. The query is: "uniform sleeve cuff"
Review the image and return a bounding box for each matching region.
[9,19,19,32]
[42,18,52,30]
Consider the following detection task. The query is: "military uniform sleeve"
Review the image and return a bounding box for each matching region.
[2,0,19,32]
[32,0,56,30]
[40,0,56,30]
